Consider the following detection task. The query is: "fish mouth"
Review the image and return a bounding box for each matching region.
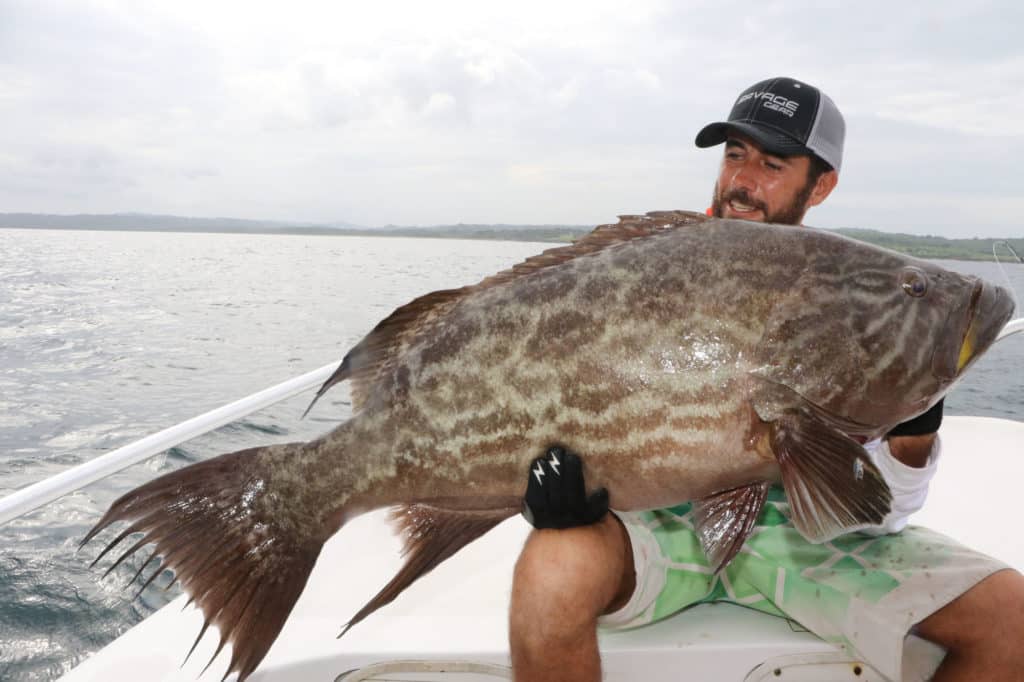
[933,280,1016,381]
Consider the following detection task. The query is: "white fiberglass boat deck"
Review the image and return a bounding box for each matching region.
[57,415,1024,682]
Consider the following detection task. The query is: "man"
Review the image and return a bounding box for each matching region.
[509,77,1024,681]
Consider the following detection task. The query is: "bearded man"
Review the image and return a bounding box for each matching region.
[509,77,1024,682]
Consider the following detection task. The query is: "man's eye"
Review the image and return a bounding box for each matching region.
[765,161,782,171]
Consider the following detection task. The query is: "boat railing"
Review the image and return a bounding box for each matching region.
[0,361,338,526]
[997,317,1024,342]
[2,317,1023,528]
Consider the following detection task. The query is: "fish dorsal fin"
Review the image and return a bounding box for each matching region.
[305,210,709,414]
[472,210,709,289]
[305,287,467,414]
[340,502,519,636]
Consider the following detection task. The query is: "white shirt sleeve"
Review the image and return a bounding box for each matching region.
[858,435,941,536]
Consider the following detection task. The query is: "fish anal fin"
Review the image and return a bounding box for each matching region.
[771,409,892,543]
[340,502,518,637]
[693,480,770,573]
[306,211,709,416]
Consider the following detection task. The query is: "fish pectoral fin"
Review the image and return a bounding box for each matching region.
[693,480,771,573]
[770,409,892,543]
[340,502,518,637]
[749,374,879,439]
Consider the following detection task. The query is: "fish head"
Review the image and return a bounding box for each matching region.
[751,229,1015,435]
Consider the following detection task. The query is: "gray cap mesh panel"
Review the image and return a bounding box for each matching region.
[805,92,845,172]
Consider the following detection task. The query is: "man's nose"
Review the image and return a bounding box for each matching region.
[728,163,758,192]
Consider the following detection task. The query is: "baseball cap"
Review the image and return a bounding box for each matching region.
[695,77,845,172]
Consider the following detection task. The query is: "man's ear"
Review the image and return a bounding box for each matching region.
[806,169,838,208]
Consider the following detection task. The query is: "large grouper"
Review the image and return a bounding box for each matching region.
[83,211,1015,680]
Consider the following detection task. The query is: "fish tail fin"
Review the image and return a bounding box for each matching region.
[82,443,326,682]
[339,502,519,637]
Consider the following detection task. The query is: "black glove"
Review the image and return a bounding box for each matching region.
[888,398,944,437]
[521,446,609,529]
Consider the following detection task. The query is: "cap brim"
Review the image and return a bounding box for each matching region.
[695,121,811,158]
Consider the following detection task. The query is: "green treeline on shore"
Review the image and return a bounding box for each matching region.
[328,225,1024,262]
[2,213,1022,263]
[833,228,1024,263]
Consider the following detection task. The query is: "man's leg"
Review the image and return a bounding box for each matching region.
[916,568,1024,680]
[509,513,636,682]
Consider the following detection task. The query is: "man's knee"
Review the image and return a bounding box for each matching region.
[510,514,633,637]
[917,569,1024,655]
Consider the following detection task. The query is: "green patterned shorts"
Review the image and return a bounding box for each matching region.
[599,486,1005,681]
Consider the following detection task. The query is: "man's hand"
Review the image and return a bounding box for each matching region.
[521,446,609,529]
[888,398,944,437]
[887,398,943,468]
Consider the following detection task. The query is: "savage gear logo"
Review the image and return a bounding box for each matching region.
[737,90,800,118]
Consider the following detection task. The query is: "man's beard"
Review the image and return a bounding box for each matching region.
[710,178,816,226]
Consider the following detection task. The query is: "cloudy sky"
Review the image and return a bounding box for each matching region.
[1,0,1022,237]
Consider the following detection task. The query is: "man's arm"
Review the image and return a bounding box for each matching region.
[887,398,943,468]
[858,399,944,536]
[887,433,937,468]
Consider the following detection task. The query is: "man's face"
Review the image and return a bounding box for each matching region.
[711,134,835,226]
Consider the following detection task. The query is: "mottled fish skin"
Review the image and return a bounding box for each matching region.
[265,213,1012,525]
[84,211,1015,681]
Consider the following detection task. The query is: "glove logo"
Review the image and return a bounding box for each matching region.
[547,451,561,475]
[532,461,546,485]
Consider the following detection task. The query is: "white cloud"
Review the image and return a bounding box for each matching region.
[0,0,1023,236]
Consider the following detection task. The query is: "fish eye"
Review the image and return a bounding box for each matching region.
[899,267,929,298]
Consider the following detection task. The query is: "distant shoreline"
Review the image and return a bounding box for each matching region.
[0,223,584,244]
[3,214,1022,263]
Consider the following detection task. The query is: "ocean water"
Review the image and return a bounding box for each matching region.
[0,228,1022,680]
